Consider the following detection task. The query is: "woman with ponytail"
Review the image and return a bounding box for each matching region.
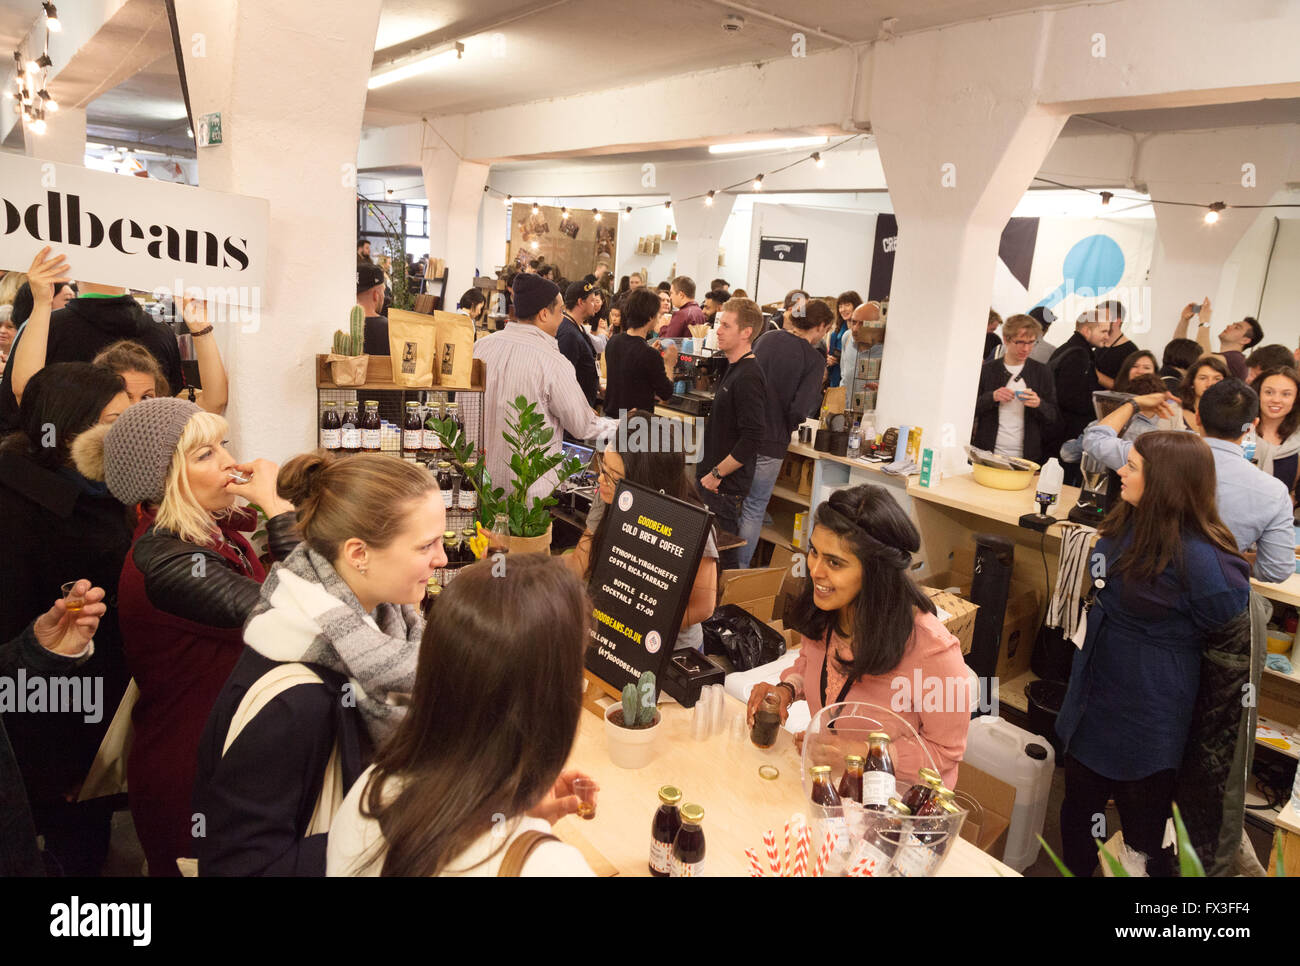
[193,449,446,876]
[71,397,299,876]
[745,484,970,787]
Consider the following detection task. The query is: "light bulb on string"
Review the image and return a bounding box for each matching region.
[623,206,631,220]
[504,194,512,208]
[752,174,764,190]
[39,90,57,111]
[705,190,715,206]
[664,200,671,210]
[1204,201,1226,225]
[30,115,45,135]
[1099,191,1113,206]
[529,239,539,250]
[531,203,539,215]
[592,208,601,221]
[561,206,568,216]
[43,3,61,32]
[812,152,824,168]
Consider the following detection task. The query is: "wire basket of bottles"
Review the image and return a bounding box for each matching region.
[800,701,967,877]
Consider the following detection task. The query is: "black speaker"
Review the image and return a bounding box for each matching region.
[966,534,1015,681]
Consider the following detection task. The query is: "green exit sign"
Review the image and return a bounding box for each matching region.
[197,112,223,147]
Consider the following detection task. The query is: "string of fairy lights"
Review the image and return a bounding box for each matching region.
[483,133,870,233]
[6,3,62,135]
[1032,176,1300,224]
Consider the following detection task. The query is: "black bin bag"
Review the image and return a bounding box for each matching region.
[701,604,787,672]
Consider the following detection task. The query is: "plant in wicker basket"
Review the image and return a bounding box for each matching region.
[430,395,584,537]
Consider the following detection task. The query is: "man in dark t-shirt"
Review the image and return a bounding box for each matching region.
[603,289,673,415]
[0,286,183,432]
[697,297,766,570]
[356,263,389,356]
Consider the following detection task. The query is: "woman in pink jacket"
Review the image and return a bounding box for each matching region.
[747,484,970,787]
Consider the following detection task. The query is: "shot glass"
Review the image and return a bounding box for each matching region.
[227,469,251,485]
[573,778,598,820]
[60,580,85,614]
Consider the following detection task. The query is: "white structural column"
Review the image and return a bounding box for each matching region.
[422,122,489,305]
[22,107,86,164]
[670,189,736,289]
[1141,127,1300,351]
[867,22,1067,474]
[173,0,382,461]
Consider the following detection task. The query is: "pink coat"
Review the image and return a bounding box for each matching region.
[780,610,970,789]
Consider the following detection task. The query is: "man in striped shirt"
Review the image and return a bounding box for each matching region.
[473,273,617,502]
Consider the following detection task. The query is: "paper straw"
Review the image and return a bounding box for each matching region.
[781,819,791,877]
[791,826,810,877]
[813,828,838,878]
[745,848,764,877]
[763,829,780,875]
[848,854,871,877]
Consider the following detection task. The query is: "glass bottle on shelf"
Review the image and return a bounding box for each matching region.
[459,460,478,511]
[340,400,360,455]
[435,462,454,509]
[460,526,477,563]
[443,529,460,565]
[488,513,510,556]
[447,401,464,442]
[422,394,444,461]
[360,400,381,453]
[402,402,423,460]
[320,401,341,451]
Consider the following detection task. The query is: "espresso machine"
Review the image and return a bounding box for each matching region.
[667,349,727,417]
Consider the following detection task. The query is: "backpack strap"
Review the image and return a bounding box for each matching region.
[222,663,324,756]
[497,830,560,877]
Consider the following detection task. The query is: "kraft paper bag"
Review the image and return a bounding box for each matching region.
[434,310,475,388]
[388,308,438,387]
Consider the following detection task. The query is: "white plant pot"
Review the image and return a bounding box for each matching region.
[603,703,662,769]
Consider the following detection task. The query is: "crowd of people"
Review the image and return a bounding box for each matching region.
[0,231,1286,879]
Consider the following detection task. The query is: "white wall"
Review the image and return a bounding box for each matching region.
[1257,219,1300,348]
[746,202,875,300]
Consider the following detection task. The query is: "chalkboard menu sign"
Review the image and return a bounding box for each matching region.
[585,480,712,699]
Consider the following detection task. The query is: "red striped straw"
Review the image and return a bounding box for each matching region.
[791,826,811,877]
[813,828,838,877]
[848,853,872,877]
[763,829,780,875]
[745,848,765,878]
[782,819,792,877]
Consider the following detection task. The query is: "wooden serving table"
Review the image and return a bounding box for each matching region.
[555,694,1019,877]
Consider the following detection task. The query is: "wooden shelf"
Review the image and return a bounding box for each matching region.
[760,525,796,550]
[316,355,485,392]
[770,483,809,507]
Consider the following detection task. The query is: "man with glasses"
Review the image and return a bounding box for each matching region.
[970,314,1059,463]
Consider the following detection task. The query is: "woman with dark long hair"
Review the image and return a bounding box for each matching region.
[0,362,130,875]
[1177,356,1229,433]
[745,485,970,787]
[1113,349,1159,393]
[1251,366,1300,497]
[327,555,595,876]
[567,410,717,651]
[1056,431,1250,877]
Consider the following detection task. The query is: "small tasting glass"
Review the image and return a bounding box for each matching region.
[227,469,251,485]
[60,580,85,614]
[573,778,598,820]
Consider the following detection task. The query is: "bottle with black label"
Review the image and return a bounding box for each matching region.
[340,400,361,455]
[402,402,423,460]
[361,400,381,453]
[320,401,341,451]
[669,803,705,877]
[649,785,682,877]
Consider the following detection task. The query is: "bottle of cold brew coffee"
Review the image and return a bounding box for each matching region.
[447,401,464,442]
[422,396,444,460]
[436,462,454,509]
[863,731,896,811]
[750,693,782,749]
[810,764,842,807]
[649,785,683,877]
[340,400,360,455]
[443,529,460,565]
[459,460,478,511]
[460,527,477,561]
[361,400,381,453]
[402,402,423,460]
[669,803,705,877]
[838,754,865,804]
[320,401,341,451]
[901,767,944,814]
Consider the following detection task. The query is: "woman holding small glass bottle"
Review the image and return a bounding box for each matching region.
[71,398,299,876]
[745,485,970,787]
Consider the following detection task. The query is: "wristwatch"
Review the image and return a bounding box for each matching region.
[708,467,723,481]
[775,681,796,702]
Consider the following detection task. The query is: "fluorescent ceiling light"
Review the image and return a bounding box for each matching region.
[708,136,828,155]
[368,41,463,90]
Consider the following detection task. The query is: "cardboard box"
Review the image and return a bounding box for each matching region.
[923,587,977,656]
[719,567,785,625]
[953,761,1014,860]
[996,589,1041,682]
[765,619,802,653]
[798,459,813,496]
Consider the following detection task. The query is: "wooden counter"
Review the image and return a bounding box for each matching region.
[557,694,1018,877]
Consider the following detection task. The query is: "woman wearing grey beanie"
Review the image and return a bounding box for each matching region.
[71,397,300,877]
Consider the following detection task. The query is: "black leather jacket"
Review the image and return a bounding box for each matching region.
[130,511,300,627]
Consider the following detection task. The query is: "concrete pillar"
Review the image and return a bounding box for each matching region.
[1141,127,1299,351]
[867,22,1067,475]
[173,0,382,461]
[422,133,489,307]
[22,107,86,164]
[670,190,736,289]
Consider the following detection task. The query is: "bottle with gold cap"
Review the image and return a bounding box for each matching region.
[838,754,865,803]
[420,574,441,620]
[443,530,460,566]
[669,803,705,877]
[901,766,944,814]
[810,764,842,807]
[863,731,896,810]
[649,785,683,877]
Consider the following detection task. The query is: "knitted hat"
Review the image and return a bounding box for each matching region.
[513,273,560,319]
[75,397,203,506]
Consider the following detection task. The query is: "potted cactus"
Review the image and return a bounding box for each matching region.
[604,670,663,769]
[327,305,369,386]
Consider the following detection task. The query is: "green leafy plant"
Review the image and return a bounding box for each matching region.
[1035,801,1282,877]
[362,201,413,312]
[431,395,584,536]
[332,305,365,356]
[619,671,658,729]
